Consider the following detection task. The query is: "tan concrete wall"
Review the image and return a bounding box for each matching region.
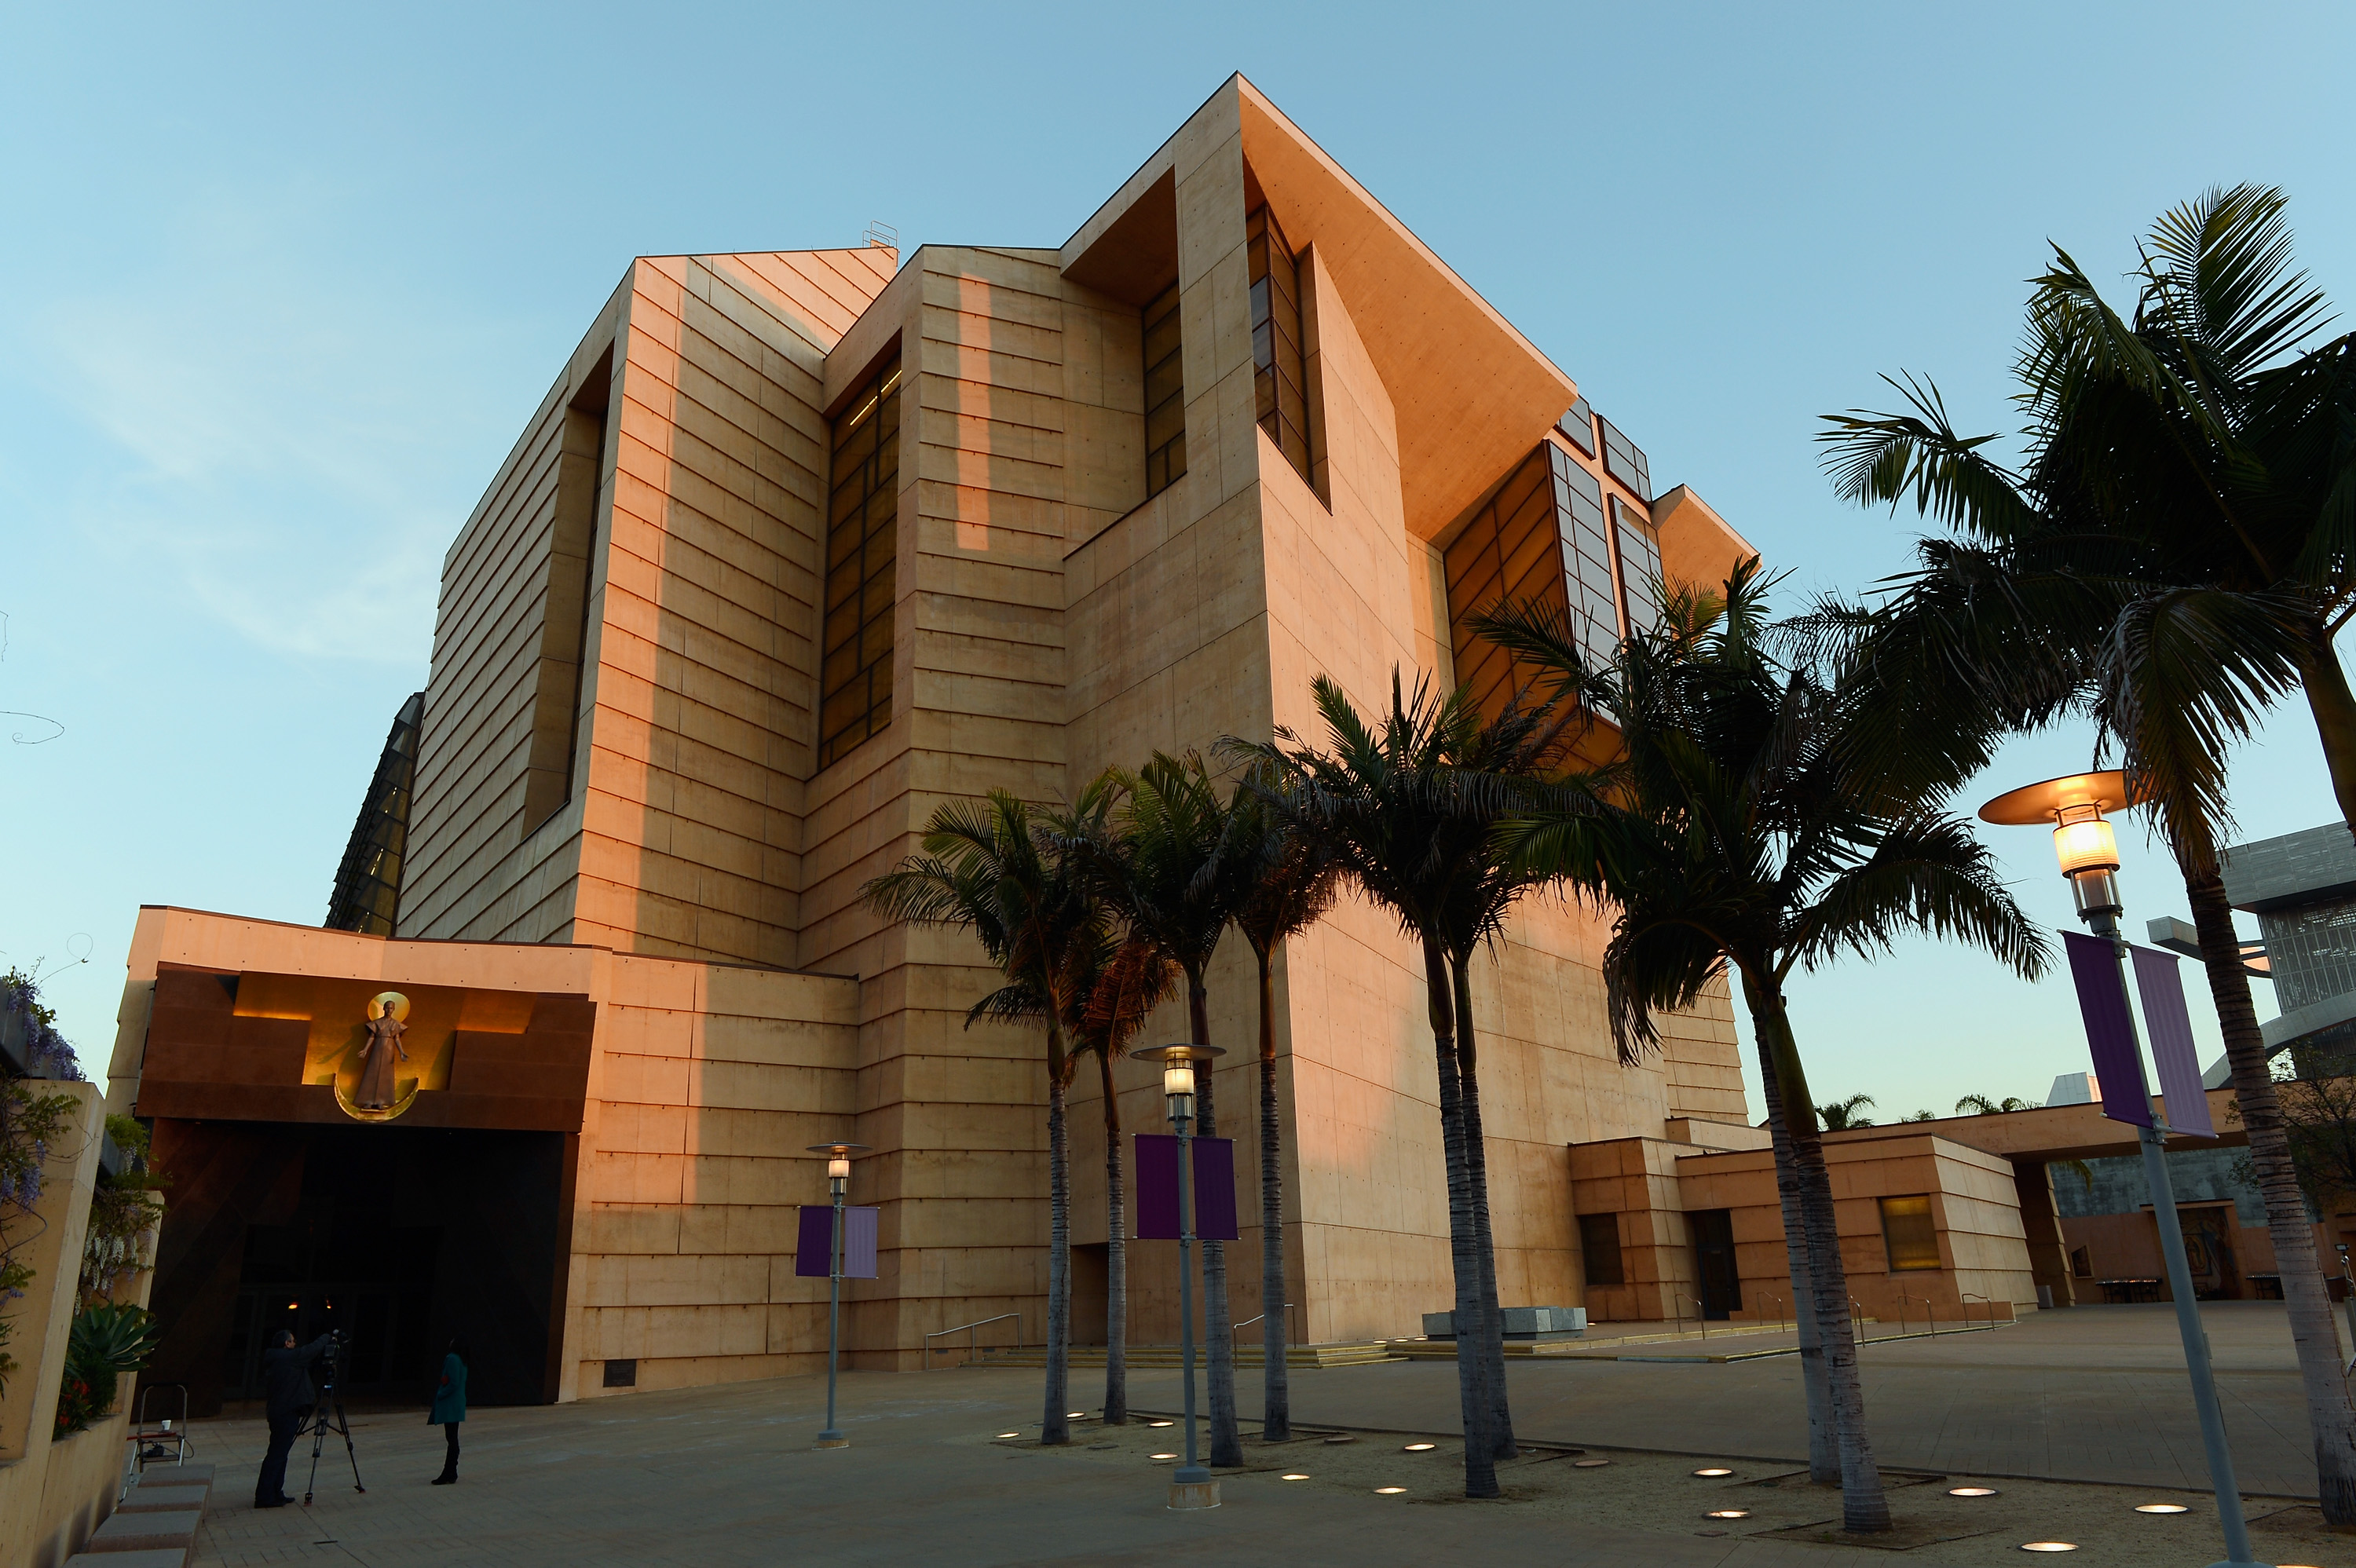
[568,954,860,1396]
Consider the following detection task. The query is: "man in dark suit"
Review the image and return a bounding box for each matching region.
[254,1329,334,1508]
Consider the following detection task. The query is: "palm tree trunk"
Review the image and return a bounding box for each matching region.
[1452,957,1515,1458]
[1755,1027,1838,1483]
[1188,975,1244,1468]
[1744,973,1890,1533]
[2186,869,2356,1522]
[1044,1051,1073,1447]
[2296,619,2356,832]
[1427,938,1499,1497]
[1255,948,1291,1443]
[1099,1046,1129,1426]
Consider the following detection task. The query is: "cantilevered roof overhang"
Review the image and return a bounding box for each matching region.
[1063,75,1579,543]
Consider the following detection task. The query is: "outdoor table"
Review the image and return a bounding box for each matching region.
[2098,1277,2163,1303]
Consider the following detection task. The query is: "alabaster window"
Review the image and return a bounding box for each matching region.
[1443,444,1562,718]
[1614,495,1664,638]
[1579,1212,1624,1287]
[1143,282,1187,498]
[1879,1194,1941,1271]
[818,354,901,770]
[1557,395,1597,458]
[1598,414,1652,502]
[1247,205,1312,485]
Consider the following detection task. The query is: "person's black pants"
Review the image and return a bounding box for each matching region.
[256,1411,301,1504]
[438,1422,459,1479]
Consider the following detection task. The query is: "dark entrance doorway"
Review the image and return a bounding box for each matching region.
[146,1120,571,1414]
[1692,1208,1741,1320]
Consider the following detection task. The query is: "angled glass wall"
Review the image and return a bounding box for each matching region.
[326,691,425,935]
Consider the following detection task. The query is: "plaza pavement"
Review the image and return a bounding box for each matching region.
[1129,1301,2330,1498]
[181,1302,2334,1567]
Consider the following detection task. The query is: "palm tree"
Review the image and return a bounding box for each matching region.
[1476,565,2051,1533]
[862,784,1113,1449]
[1074,752,1255,1468]
[1820,187,2356,1522]
[1074,934,1180,1426]
[1817,1094,1877,1131]
[1236,672,1520,1497]
[1954,1095,2033,1116]
[1218,769,1340,1443]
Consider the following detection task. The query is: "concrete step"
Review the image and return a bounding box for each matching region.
[970,1341,1399,1370]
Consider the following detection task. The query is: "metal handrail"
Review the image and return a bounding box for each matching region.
[1897,1290,1933,1338]
[1758,1293,1786,1333]
[1233,1304,1295,1334]
[1958,1292,1992,1331]
[1850,1297,1866,1342]
[1674,1292,1708,1341]
[924,1311,1025,1370]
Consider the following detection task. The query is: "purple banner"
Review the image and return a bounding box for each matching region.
[1134,1134,1239,1241]
[2131,945,2215,1138]
[2062,930,2153,1128]
[793,1204,879,1278]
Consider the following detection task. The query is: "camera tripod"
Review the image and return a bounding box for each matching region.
[299,1341,366,1504]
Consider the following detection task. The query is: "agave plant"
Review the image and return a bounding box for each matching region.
[57,1303,162,1432]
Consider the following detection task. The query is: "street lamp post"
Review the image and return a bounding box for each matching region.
[1979,773,2259,1568]
[807,1142,869,1450]
[1129,1042,1224,1511]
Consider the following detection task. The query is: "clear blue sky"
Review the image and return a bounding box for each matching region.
[4,2,2351,1120]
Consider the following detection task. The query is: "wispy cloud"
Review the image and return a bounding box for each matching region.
[23,183,535,665]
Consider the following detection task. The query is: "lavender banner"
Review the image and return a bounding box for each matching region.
[2130,944,2215,1138]
[2060,929,2153,1128]
[793,1204,879,1278]
[1134,1134,1239,1241]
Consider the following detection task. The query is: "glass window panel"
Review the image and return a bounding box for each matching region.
[1143,281,1187,499]
[818,353,902,769]
[1246,204,1314,488]
[1599,415,1652,503]
[1880,1195,1941,1271]
[1559,397,1597,458]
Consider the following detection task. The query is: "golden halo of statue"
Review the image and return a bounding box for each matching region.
[368,990,411,1022]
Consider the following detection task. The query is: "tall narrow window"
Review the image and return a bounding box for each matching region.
[525,343,612,830]
[818,354,901,770]
[1143,283,1186,498]
[1553,446,1620,664]
[1613,495,1663,638]
[1247,206,1312,485]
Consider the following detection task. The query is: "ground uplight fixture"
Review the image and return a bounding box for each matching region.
[1948,1487,1998,1497]
[2135,1504,2190,1514]
[1281,1473,1310,1481]
[1151,1453,1178,1460]
[1147,1420,1174,1428]
[1127,1041,1226,1511]
[1402,1442,1436,1452]
[1374,1486,1407,1495]
[1692,1467,1733,1477]
[995,1431,1019,1439]
[1704,1510,1751,1520]
[1980,770,2262,1568]
[803,1142,870,1450]
[1574,1459,1611,1468]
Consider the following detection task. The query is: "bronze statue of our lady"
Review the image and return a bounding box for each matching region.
[357,993,410,1110]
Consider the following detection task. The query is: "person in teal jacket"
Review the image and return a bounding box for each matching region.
[429,1339,468,1484]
